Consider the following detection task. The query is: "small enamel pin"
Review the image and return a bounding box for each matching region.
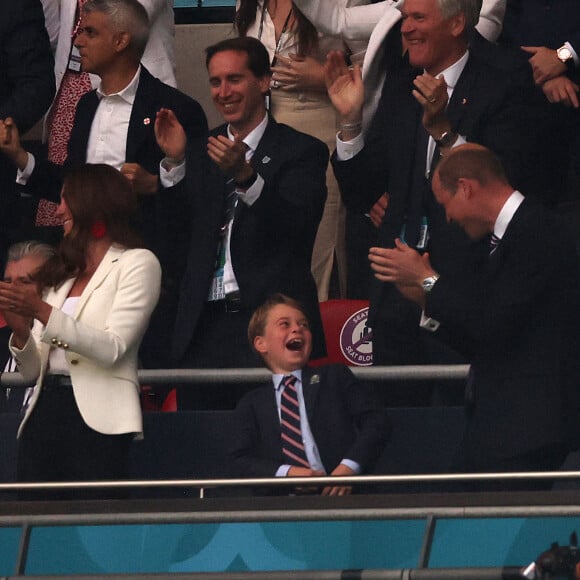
[310,374,320,385]
[261,156,271,164]
[143,117,151,125]
[461,98,468,105]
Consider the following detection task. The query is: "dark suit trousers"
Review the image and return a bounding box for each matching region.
[176,302,264,410]
[17,385,133,500]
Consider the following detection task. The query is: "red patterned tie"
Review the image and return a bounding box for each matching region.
[280,375,310,468]
[38,0,93,227]
[46,0,92,166]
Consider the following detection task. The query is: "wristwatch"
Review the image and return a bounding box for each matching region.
[422,274,440,293]
[435,130,458,149]
[557,45,573,65]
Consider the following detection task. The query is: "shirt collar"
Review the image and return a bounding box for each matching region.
[272,369,303,391]
[433,50,469,92]
[227,113,269,155]
[494,190,525,240]
[96,65,141,105]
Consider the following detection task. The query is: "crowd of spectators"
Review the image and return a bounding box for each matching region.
[0,0,579,495]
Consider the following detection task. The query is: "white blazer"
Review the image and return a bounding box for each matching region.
[42,0,176,137]
[11,246,161,438]
[293,0,507,129]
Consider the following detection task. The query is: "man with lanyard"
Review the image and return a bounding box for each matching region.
[327,0,534,404]
[155,37,328,409]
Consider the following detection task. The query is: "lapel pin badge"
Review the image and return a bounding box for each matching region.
[261,155,271,164]
[143,117,151,125]
[310,374,320,385]
[461,98,468,105]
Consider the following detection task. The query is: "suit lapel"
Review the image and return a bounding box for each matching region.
[126,68,157,163]
[68,92,100,165]
[249,117,278,182]
[486,199,529,276]
[301,367,321,426]
[74,246,125,318]
[447,55,477,131]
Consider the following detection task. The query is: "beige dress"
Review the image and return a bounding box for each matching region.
[243,1,349,301]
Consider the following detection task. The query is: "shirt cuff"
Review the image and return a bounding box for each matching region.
[341,459,361,474]
[276,464,292,477]
[236,173,264,206]
[336,131,365,161]
[16,152,34,185]
[8,332,31,358]
[420,311,440,332]
[159,158,185,188]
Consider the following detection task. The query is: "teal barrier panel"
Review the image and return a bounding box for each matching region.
[0,527,20,576]
[429,517,580,568]
[25,519,426,575]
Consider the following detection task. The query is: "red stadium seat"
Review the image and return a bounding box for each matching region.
[161,388,177,412]
[310,299,373,367]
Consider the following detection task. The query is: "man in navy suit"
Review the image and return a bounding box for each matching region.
[0,0,55,269]
[156,37,328,408]
[373,144,580,489]
[327,0,535,402]
[229,294,388,495]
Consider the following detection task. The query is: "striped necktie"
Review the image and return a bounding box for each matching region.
[489,233,501,255]
[280,375,310,468]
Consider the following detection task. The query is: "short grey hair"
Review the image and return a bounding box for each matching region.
[82,0,150,59]
[438,0,482,31]
[6,241,56,265]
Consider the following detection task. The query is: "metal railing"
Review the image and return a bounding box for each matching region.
[0,364,471,388]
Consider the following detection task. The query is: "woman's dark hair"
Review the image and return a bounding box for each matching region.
[235,1,318,58]
[37,164,142,289]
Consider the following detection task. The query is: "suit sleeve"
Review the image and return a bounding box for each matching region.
[426,213,577,350]
[335,365,390,471]
[0,0,55,133]
[292,0,391,41]
[229,391,282,478]
[331,87,394,213]
[250,132,329,254]
[476,0,506,42]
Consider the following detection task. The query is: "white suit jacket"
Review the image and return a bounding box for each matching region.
[293,0,507,129]
[11,246,161,438]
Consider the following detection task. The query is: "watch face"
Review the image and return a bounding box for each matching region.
[558,46,573,62]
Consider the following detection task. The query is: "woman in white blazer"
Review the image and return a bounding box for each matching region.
[0,164,161,499]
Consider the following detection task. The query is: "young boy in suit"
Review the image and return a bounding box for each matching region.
[229,293,388,495]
